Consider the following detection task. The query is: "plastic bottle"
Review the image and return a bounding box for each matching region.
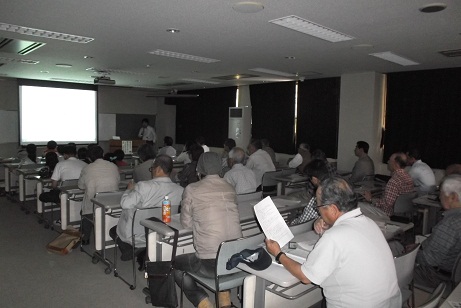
[162,196,171,223]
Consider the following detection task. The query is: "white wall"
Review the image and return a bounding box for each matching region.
[337,72,388,175]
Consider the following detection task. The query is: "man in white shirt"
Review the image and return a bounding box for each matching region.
[288,142,311,172]
[110,155,183,261]
[157,136,177,157]
[266,177,401,308]
[38,145,87,204]
[245,139,276,188]
[224,147,257,194]
[138,118,157,145]
[407,148,436,193]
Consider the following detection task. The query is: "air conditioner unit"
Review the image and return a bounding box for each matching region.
[228,106,251,149]
[94,76,115,85]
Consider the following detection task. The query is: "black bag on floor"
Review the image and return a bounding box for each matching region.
[144,217,179,308]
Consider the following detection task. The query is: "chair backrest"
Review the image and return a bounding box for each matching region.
[289,218,315,236]
[361,174,375,182]
[394,243,420,288]
[281,168,297,176]
[236,191,262,203]
[59,179,79,187]
[418,282,446,308]
[216,233,266,277]
[451,251,461,287]
[393,191,418,215]
[261,170,283,196]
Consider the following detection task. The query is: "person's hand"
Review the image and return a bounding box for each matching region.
[362,191,372,202]
[127,180,135,190]
[265,238,281,257]
[314,217,329,235]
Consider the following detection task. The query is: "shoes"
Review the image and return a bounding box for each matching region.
[81,239,90,246]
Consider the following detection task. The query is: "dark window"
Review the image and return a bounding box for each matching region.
[384,68,461,168]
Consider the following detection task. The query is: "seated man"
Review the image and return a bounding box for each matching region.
[288,142,311,173]
[176,143,203,188]
[133,143,156,182]
[446,164,461,176]
[245,139,276,188]
[39,145,87,204]
[349,141,375,183]
[415,174,461,288]
[110,155,183,261]
[158,136,177,157]
[175,152,242,308]
[261,138,277,165]
[266,177,401,307]
[224,147,257,194]
[289,159,329,225]
[406,148,436,193]
[78,146,120,245]
[363,152,414,216]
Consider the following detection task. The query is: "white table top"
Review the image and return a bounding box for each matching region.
[413,194,441,208]
[440,282,461,307]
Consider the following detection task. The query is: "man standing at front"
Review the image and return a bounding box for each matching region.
[138,118,157,146]
[246,139,275,189]
[266,177,401,307]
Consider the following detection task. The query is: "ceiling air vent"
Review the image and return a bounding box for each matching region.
[0,37,46,55]
[439,49,461,58]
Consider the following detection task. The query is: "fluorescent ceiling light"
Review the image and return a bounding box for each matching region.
[148,49,220,63]
[181,78,220,85]
[269,15,354,43]
[0,22,94,43]
[0,57,39,64]
[369,51,419,66]
[249,68,296,77]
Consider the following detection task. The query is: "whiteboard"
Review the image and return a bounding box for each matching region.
[0,111,19,143]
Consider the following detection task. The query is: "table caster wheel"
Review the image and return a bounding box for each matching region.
[91,256,99,264]
[129,285,135,290]
[104,267,112,275]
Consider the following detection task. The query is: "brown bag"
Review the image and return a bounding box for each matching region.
[46,229,81,255]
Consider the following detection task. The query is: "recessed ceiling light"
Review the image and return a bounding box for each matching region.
[148,49,220,63]
[285,56,296,59]
[40,71,49,73]
[83,55,93,59]
[166,28,180,33]
[0,57,39,64]
[269,15,354,43]
[0,22,94,43]
[55,63,72,68]
[369,52,419,66]
[419,3,447,13]
[249,68,296,77]
[232,2,264,13]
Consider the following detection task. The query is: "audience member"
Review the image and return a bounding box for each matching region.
[224,147,257,194]
[78,146,120,245]
[138,118,156,145]
[77,147,90,164]
[446,164,461,176]
[113,149,128,167]
[110,155,183,261]
[290,159,329,225]
[363,152,414,216]
[43,152,59,177]
[158,136,177,157]
[133,144,156,183]
[39,145,87,204]
[349,141,375,183]
[176,140,195,164]
[196,136,209,153]
[17,150,34,165]
[25,143,37,163]
[415,174,461,288]
[222,138,236,168]
[174,152,242,308]
[43,140,58,156]
[288,143,311,173]
[311,149,337,175]
[406,148,436,193]
[176,143,203,188]
[246,139,276,188]
[266,177,401,307]
[261,138,277,165]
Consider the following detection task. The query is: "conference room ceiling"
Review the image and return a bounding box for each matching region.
[0,0,460,92]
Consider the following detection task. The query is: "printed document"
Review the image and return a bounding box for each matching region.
[254,196,294,248]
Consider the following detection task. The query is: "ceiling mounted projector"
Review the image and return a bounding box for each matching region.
[94,76,115,85]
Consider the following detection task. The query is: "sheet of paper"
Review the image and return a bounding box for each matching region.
[254,196,294,248]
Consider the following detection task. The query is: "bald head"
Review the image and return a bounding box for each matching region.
[446,164,461,176]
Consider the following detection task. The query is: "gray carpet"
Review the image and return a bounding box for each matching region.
[0,197,204,308]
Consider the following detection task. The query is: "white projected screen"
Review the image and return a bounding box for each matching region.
[19,85,97,145]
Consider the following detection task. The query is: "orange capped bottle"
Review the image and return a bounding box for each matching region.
[162,196,171,223]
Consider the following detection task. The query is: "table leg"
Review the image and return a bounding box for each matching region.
[254,276,267,308]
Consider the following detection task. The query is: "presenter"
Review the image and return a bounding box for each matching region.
[138,118,157,146]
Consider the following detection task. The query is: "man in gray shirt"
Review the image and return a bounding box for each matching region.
[350,141,375,183]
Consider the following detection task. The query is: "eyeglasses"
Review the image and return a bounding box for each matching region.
[316,203,331,209]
